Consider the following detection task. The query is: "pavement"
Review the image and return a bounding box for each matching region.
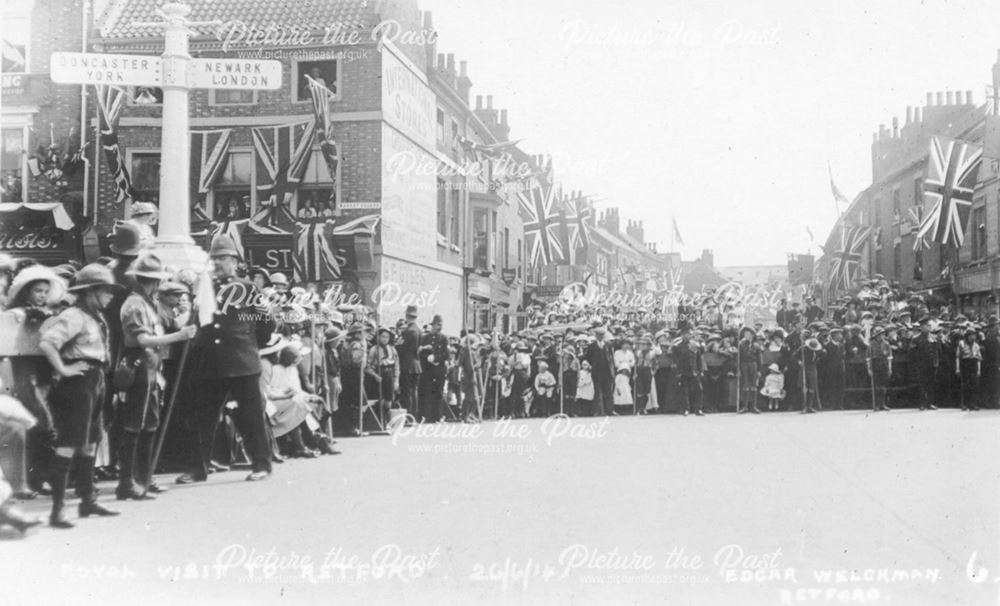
[2,408,999,606]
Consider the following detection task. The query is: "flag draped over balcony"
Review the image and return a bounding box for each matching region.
[305,76,339,196]
[190,129,233,201]
[250,119,315,231]
[94,85,134,205]
[916,136,982,247]
[292,214,380,282]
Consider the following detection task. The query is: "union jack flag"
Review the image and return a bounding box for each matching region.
[916,136,982,247]
[908,207,931,251]
[251,120,316,210]
[190,129,232,199]
[94,85,134,205]
[828,224,872,292]
[306,76,339,191]
[292,214,379,282]
[518,182,566,266]
[559,195,592,256]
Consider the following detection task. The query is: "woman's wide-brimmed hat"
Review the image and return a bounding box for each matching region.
[67,263,123,293]
[805,338,822,351]
[259,334,287,356]
[7,264,66,305]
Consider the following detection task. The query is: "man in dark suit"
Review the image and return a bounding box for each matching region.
[912,319,941,411]
[176,235,275,484]
[397,305,422,417]
[673,330,705,415]
[584,326,616,416]
[418,315,449,422]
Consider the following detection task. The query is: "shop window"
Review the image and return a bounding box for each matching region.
[211,150,252,220]
[294,60,338,103]
[130,152,161,205]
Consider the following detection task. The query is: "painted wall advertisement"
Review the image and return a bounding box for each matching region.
[377,256,462,327]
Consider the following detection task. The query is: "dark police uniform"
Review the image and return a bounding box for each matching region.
[185,276,274,480]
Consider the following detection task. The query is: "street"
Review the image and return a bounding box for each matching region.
[3,409,998,606]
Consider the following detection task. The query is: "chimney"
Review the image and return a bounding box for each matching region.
[905,106,913,124]
[966,90,973,105]
[437,53,445,73]
[475,95,483,110]
[486,95,493,110]
[701,249,714,268]
[423,12,436,70]
[601,207,621,234]
[936,91,944,105]
[879,123,887,140]
[915,106,922,122]
[627,219,645,244]
[457,61,472,105]
[926,92,934,106]
[495,109,509,141]
[445,53,456,87]
[946,91,954,105]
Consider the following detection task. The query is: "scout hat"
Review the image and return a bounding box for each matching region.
[126,253,171,280]
[110,222,143,256]
[7,264,66,305]
[68,263,123,293]
[768,363,780,373]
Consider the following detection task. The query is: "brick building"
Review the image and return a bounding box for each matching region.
[0,0,92,263]
[821,51,1000,317]
[93,0,472,324]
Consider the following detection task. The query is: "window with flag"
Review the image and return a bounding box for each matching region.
[294,59,338,103]
[130,152,161,205]
[211,150,252,220]
[436,178,447,239]
[449,187,460,247]
[473,207,489,270]
[297,148,339,219]
[2,18,28,73]
[972,205,987,259]
[210,89,256,106]
[1,127,24,202]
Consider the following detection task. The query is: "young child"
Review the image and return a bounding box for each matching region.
[576,360,595,416]
[760,363,786,411]
[533,361,557,417]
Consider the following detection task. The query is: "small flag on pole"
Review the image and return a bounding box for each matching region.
[671,217,684,246]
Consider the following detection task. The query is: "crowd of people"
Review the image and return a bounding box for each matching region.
[0,222,998,536]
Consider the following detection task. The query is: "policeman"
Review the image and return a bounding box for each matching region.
[176,235,275,484]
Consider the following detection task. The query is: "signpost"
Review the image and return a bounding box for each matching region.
[49,2,282,271]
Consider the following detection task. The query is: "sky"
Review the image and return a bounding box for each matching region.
[420,0,1000,266]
